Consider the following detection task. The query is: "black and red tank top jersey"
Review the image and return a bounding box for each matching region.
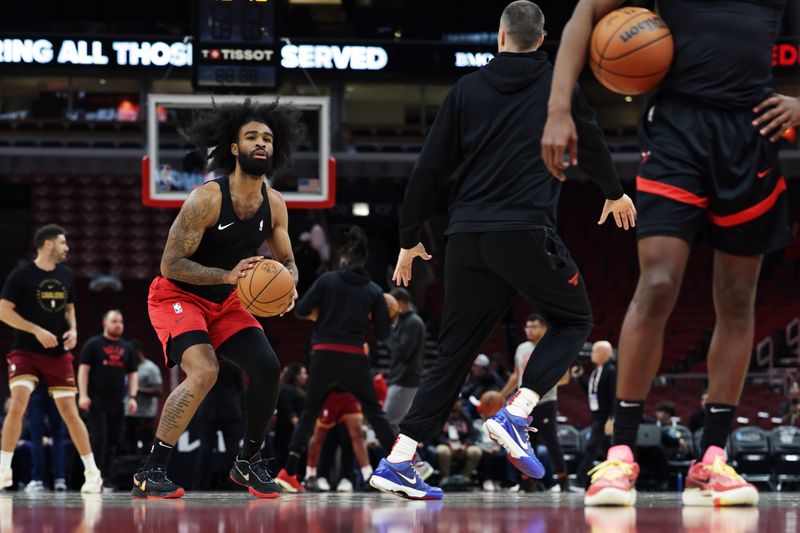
[171,176,272,303]
[657,0,787,110]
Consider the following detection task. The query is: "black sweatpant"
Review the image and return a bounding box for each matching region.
[88,402,124,480]
[576,414,610,487]
[288,350,395,453]
[400,230,593,442]
[530,400,566,475]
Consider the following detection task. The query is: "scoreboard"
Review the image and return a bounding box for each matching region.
[193,0,278,91]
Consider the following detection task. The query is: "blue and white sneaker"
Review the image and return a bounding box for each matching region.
[369,459,444,500]
[483,407,546,478]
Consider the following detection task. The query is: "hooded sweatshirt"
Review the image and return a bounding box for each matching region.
[295,266,390,348]
[399,51,623,248]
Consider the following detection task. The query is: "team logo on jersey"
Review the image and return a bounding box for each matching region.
[173,302,183,314]
[36,278,68,314]
[259,220,264,232]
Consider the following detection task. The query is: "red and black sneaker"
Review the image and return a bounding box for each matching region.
[276,468,305,493]
[131,464,185,499]
[230,454,281,499]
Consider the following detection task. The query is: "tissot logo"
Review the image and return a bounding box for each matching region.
[280,44,388,70]
[201,48,275,62]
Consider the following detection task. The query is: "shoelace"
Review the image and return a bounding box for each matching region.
[141,465,170,482]
[249,459,275,483]
[703,457,744,482]
[588,459,635,484]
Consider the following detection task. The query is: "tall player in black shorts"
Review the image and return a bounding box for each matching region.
[543,0,799,507]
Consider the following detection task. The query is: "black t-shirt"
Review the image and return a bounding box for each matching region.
[0,262,75,356]
[79,335,137,405]
[658,0,787,109]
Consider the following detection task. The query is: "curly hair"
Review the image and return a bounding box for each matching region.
[183,99,306,176]
[340,225,368,267]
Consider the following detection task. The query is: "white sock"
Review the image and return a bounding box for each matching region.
[81,454,98,471]
[0,451,13,471]
[506,388,540,418]
[361,465,373,479]
[387,434,418,463]
[306,466,317,478]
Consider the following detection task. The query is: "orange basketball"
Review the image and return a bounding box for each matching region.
[478,391,505,418]
[589,7,673,95]
[236,259,295,317]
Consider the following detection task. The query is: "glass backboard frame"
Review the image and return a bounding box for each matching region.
[142,93,335,209]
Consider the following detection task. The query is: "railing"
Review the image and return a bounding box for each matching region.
[656,368,798,397]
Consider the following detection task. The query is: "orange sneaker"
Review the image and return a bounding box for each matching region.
[584,445,640,507]
[682,446,759,507]
[276,469,305,493]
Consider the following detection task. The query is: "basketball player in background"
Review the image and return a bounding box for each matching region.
[370,1,636,500]
[277,226,395,492]
[132,100,301,499]
[0,224,103,493]
[543,0,798,507]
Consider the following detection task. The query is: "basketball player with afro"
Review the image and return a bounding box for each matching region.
[132,99,302,499]
[369,1,635,500]
[543,0,799,507]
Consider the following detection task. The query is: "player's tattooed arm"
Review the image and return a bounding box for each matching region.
[265,188,299,316]
[281,258,299,284]
[160,184,231,285]
[265,188,299,285]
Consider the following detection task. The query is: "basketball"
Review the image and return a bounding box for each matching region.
[236,259,295,317]
[479,391,505,418]
[589,7,673,95]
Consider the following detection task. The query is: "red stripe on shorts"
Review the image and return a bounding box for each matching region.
[636,176,709,208]
[709,177,787,227]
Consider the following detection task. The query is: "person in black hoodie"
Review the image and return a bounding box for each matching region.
[370,1,636,501]
[276,226,394,492]
[383,288,426,433]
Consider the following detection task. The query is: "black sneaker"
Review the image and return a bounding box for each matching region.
[131,464,185,499]
[230,454,281,499]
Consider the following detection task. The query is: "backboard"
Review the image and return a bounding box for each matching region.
[141,93,335,209]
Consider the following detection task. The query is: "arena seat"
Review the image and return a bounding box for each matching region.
[728,426,772,484]
[770,426,800,489]
[556,424,584,474]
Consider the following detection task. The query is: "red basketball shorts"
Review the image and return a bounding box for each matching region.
[148,276,262,366]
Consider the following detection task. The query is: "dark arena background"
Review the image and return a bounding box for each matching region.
[0,0,799,531]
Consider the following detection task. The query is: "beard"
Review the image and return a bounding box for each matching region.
[237,150,273,177]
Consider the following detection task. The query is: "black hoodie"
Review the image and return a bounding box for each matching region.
[399,51,623,248]
[295,266,391,348]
